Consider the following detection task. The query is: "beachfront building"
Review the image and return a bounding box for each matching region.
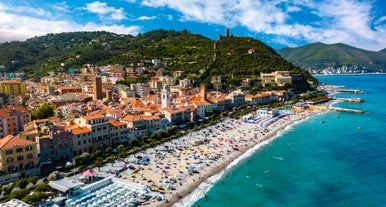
[206,91,233,112]
[226,90,246,107]
[121,114,148,139]
[66,124,93,156]
[0,106,31,138]
[162,106,192,126]
[245,92,273,105]
[0,135,40,180]
[75,113,112,152]
[37,128,73,163]
[109,120,129,147]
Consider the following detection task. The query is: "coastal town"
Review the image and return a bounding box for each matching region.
[0,57,327,207]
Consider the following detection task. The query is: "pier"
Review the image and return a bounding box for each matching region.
[329,107,367,113]
[334,98,364,103]
[337,89,364,94]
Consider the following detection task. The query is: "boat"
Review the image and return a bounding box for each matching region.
[320,120,325,123]
[273,157,283,160]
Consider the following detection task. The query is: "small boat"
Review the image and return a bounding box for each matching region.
[358,127,362,130]
[273,157,283,160]
[320,120,325,123]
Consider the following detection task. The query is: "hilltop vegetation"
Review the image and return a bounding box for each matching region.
[278,42,386,72]
[0,29,314,92]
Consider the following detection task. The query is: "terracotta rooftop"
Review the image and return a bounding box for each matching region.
[0,135,35,150]
[0,106,29,118]
[109,120,126,127]
[71,127,92,135]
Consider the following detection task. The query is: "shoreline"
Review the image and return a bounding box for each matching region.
[157,109,328,207]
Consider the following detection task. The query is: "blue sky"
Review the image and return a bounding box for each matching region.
[1,0,385,51]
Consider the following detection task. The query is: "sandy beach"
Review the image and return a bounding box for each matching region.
[119,107,328,207]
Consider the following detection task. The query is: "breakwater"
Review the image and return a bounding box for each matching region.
[337,89,364,94]
[329,106,367,113]
[334,98,364,103]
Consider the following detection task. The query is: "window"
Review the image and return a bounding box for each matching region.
[16,148,23,153]
[17,156,23,161]
[7,157,13,163]
[5,149,12,155]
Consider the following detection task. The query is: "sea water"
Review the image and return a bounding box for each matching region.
[191,74,386,207]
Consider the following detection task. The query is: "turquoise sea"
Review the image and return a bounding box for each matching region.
[191,74,386,207]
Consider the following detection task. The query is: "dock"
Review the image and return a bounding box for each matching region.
[334,98,364,103]
[337,89,364,94]
[329,107,367,113]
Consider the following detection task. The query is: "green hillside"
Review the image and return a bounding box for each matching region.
[0,30,314,92]
[278,42,386,72]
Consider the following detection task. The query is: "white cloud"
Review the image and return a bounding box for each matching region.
[50,1,71,13]
[83,1,126,21]
[0,10,141,43]
[139,0,386,50]
[0,2,52,18]
[135,16,157,21]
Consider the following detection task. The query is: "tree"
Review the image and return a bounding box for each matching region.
[10,189,29,199]
[93,157,103,170]
[31,104,54,120]
[22,192,47,205]
[33,183,52,192]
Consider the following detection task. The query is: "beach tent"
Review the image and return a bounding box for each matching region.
[80,169,98,183]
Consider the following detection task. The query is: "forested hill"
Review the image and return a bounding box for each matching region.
[0,29,314,92]
[277,42,386,72]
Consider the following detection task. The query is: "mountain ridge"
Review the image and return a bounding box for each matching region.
[277,42,386,72]
[0,29,314,92]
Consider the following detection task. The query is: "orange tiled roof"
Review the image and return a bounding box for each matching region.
[71,126,92,135]
[143,115,160,121]
[65,123,79,130]
[0,135,35,149]
[24,129,38,135]
[130,99,146,108]
[121,114,144,122]
[81,114,104,121]
[163,106,190,114]
[109,120,126,127]
[0,106,29,118]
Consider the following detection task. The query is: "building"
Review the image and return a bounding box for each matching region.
[260,71,292,87]
[0,79,26,96]
[226,90,246,107]
[94,76,103,100]
[0,135,39,176]
[75,113,111,152]
[0,106,31,138]
[65,124,93,156]
[109,120,129,147]
[161,84,170,109]
[37,129,73,163]
[121,114,148,139]
[162,106,191,126]
[57,86,82,95]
